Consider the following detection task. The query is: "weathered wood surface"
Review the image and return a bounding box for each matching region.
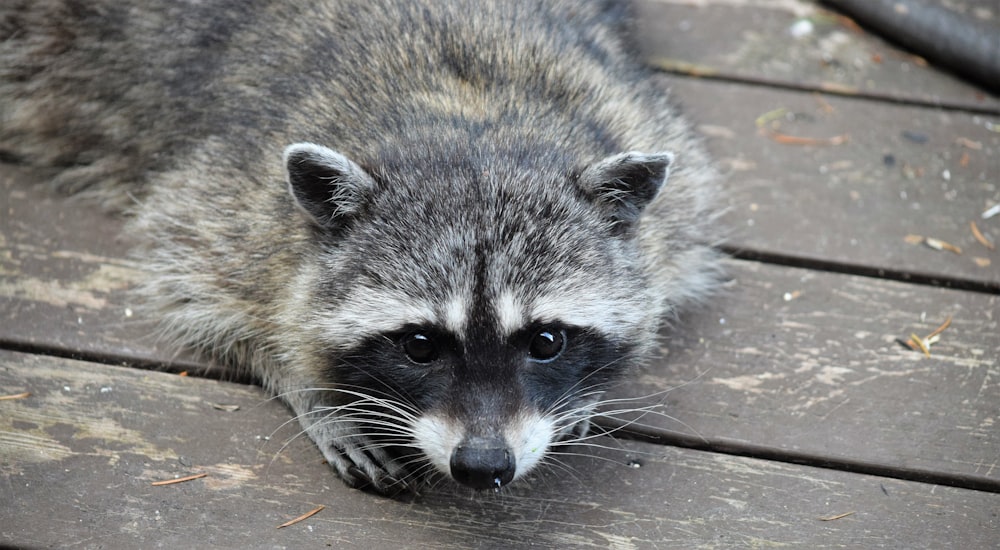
[5,79,997,359]
[0,167,202,371]
[3,159,999,486]
[612,259,999,487]
[670,76,1000,289]
[2,351,997,549]
[0,154,1000,489]
[2,0,999,548]
[635,0,1000,113]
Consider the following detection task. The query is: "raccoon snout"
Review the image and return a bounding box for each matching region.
[449,436,516,490]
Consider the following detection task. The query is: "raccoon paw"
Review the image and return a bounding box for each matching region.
[310,421,413,495]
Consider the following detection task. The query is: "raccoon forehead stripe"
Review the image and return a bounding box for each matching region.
[530,291,649,338]
[313,288,438,348]
[494,290,525,336]
[441,290,470,334]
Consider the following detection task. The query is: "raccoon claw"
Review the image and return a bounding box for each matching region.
[302,413,413,494]
[344,465,410,496]
[326,451,400,494]
[344,465,372,486]
[318,438,411,495]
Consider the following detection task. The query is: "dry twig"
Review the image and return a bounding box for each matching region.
[819,511,856,521]
[970,221,995,250]
[151,473,208,486]
[923,237,962,255]
[277,505,326,529]
[0,392,31,401]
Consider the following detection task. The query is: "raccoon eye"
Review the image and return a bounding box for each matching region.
[402,332,438,364]
[528,328,566,362]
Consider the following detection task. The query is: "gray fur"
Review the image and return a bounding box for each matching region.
[1,0,722,493]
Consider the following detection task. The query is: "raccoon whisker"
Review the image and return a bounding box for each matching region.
[570,379,712,420]
[587,404,710,445]
[553,356,716,422]
[382,456,437,492]
[541,363,645,430]
[310,388,421,423]
[310,414,417,440]
[553,421,637,446]
[263,419,414,476]
[551,387,609,409]
[310,403,419,429]
[535,455,586,486]
[418,466,453,494]
[275,363,408,414]
[265,404,418,460]
[549,432,676,461]
[309,404,413,423]
[592,402,665,419]
[590,388,677,406]
[543,386,609,427]
[394,453,434,476]
[543,356,631,415]
[351,439,418,454]
[289,380,409,403]
[562,402,663,429]
[546,395,657,428]
[314,421,416,442]
[333,355,421,407]
[544,448,642,469]
[546,398,704,452]
[272,385,422,422]
[549,442,631,464]
[268,401,413,442]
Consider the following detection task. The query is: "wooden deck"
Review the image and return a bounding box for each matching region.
[2,0,998,548]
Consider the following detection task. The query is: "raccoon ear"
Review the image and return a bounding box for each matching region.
[284,142,376,229]
[576,151,674,233]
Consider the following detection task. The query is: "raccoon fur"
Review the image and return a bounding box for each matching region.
[1,0,721,493]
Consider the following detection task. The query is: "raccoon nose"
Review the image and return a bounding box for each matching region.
[449,437,516,490]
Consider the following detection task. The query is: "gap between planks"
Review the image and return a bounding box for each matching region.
[649,65,1000,116]
[721,245,1000,295]
[5,339,997,499]
[595,416,1000,495]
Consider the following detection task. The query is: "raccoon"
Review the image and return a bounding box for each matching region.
[1,0,721,493]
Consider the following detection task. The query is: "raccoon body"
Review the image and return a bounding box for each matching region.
[1,0,720,492]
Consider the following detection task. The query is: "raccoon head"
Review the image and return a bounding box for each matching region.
[284,142,673,491]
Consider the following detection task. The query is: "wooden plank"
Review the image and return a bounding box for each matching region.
[634,0,1000,112]
[3,160,998,484]
[2,351,997,549]
[0,167,201,371]
[606,258,1000,487]
[669,76,1000,289]
[4,75,998,352]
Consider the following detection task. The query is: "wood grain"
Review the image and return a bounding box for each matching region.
[3,160,998,483]
[2,2,999,547]
[669,77,1000,288]
[634,0,1000,112]
[2,351,996,549]
[0,167,213,373]
[607,258,1000,486]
